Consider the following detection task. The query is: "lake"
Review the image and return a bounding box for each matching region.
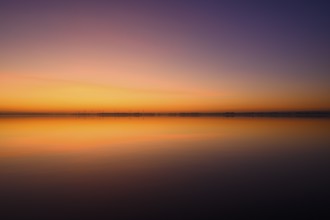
[1,117,329,218]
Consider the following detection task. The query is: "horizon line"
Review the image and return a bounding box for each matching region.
[1,111,329,118]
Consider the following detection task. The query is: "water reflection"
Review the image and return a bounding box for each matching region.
[1,117,330,217]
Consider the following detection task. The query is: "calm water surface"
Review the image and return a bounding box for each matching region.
[1,117,329,217]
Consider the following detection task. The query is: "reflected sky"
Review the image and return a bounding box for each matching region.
[1,117,329,178]
[1,117,329,159]
[1,117,330,217]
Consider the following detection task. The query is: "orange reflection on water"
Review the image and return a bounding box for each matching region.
[1,117,329,160]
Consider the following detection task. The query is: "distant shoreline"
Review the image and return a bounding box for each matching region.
[0,111,329,118]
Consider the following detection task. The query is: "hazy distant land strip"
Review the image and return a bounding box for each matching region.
[1,111,329,118]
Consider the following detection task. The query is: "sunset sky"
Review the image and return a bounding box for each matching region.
[1,0,329,112]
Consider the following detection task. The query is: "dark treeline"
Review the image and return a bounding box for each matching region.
[0,111,329,118]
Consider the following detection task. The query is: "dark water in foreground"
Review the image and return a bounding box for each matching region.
[1,117,329,218]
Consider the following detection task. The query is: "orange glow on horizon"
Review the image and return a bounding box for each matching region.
[1,73,329,112]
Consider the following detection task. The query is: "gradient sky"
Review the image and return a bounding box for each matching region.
[1,0,329,112]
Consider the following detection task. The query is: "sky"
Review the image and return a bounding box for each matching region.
[0,0,329,112]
